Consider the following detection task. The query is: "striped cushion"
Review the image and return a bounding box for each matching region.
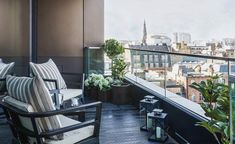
[6,75,63,140]
[0,59,15,92]
[30,59,66,90]
[0,58,4,71]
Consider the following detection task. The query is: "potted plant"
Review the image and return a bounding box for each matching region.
[102,39,130,104]
[97,77,113,102]
[111,56,130,104]
[84,73,103,100]
[84,73,113,102]
[190,75,230,144]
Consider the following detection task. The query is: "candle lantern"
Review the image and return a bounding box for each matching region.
[148,109,168,142]
[139,95,159,131]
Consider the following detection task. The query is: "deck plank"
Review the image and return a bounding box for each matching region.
[0,103,177,144]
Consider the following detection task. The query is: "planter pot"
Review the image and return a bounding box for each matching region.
[112,83,131,105]
[98,90,112,102]
[90,87,98,100]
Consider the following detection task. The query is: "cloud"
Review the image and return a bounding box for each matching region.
[105,0,235,41]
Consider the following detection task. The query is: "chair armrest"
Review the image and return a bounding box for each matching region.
[42,78,59,89]
[0,78,6,82]
[31,101,102,117]
[42,79,60,108]
[0,99,101,118]
[40,119,95,138]
[7,119,96,138]
[0,99,102,140]
[48,88,61,109]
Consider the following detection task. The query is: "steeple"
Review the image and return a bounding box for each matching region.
[142,20,147,45]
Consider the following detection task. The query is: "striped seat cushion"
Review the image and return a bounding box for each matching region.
[6,75,63,140]
[30,59,67,90]
[0,59,15,92]
[3,96,38,144]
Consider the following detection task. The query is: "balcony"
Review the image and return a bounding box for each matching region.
[85,46,234,144]
[0,0,234,144]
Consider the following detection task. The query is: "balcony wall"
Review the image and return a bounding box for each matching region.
[0,0,29,76]
[37,0,104,86]
[37,0,104,70]
[127,77,217,144]
[0,0,104,84]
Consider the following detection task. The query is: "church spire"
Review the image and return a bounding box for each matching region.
[142,20,147,45]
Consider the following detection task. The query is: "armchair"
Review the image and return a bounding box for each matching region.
[0,58,15,121]
[30,59,85,107]
[0,78,6,119]
[0,96,102,144]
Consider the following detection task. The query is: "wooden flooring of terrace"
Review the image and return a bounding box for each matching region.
[0,102,177,144]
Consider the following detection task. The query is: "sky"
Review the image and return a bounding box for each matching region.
[105,0,235,41]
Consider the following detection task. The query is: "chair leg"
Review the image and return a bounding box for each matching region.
[78,111,85,122]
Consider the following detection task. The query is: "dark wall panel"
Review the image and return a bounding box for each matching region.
[0,0,29,76]
[38,0,83,57]
[37,0,104,87]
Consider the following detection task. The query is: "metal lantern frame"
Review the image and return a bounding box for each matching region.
[148,111,168,142]
[139,96,159,131]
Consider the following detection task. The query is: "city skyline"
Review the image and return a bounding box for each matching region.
[105,0,235,41]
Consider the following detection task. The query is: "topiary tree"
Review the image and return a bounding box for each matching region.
[111,56,128,85]
[102,39,128,85]
[102,39,125,60]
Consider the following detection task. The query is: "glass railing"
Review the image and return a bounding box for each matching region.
[84,47,105,75]
[85,46,235,143]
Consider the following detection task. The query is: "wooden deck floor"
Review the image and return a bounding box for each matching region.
[0,103,177,144]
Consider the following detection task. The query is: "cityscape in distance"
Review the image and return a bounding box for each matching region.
[105,21,235,104]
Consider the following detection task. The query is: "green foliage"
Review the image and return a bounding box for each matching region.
[190,75,230,144]
[112,79,123,86]
[102,39,125,60]
[111,56,128,84]
[84,73,113,92]
[102,39,128,85]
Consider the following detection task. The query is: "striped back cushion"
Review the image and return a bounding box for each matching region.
[30,59,67,90]
[0,60,15,92]
[0,58,4,71]
[6,75,63,140]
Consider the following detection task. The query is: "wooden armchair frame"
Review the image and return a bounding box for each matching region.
[0,98,102,144]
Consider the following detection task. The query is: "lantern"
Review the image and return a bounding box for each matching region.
[139,95,158,131]
[148,109,168,142]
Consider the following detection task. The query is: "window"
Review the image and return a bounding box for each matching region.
[145,63,148,68]
[191,93,196,102]
[133,55,140,62]
[154,55,159,62]
[199,93,203,101]
[144,55,148,62]
[191,80,195,84]
[149,55,153,62]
